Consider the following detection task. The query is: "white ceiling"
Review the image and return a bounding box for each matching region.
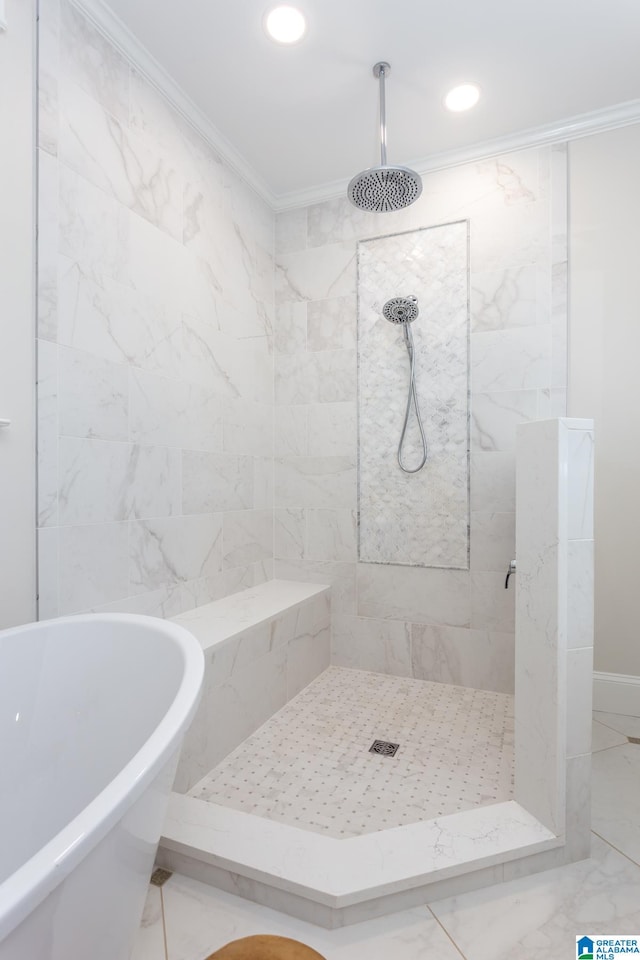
[100,0,640,203]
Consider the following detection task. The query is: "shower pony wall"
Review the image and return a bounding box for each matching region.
[275,147,568,693]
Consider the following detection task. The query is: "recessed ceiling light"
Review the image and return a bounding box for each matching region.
[264,5,306,44]
[444,83,481,112]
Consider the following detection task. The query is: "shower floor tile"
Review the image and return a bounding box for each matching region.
[188,666,514,839]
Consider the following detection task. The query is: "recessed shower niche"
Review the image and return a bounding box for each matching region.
[357,221,470,568]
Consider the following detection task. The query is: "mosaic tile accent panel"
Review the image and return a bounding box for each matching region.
[358,223,469,568]
[189,665,514,838]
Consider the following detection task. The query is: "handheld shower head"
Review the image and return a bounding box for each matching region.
[382,294,427,473]
[382,295,419,324]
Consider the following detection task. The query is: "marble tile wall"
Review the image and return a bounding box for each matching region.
[37,3,569,700]
[36,0,275,618]
[358,223,469,568]
[274,146,568,693]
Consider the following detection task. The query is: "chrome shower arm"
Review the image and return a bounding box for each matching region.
[374,62,390,167]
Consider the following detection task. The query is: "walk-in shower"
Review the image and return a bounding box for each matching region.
[382,295,428,473]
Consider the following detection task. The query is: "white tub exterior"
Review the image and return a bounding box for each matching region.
[0,614,204,960]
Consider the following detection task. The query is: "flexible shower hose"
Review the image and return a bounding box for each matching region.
[397,324,428,474]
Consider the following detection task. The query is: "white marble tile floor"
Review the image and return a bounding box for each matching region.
[592,741,640,864]
[187,666,514,838]
[136,879,464,960]
[430,835,640,960]
[593,711,640,739]
[591,718,628,752]
[132,709,640,960]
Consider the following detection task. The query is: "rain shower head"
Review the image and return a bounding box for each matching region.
[348,63,423,213]
[348,165,422,213]
[383,295,419,324]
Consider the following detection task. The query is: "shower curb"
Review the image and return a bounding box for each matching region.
[158,795,565,928]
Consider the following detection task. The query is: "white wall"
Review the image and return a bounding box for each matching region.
[569,124,640,677]
[0,0,36,628]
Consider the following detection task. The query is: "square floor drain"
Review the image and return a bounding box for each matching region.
[369,739,400,757]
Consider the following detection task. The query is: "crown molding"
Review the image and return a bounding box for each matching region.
[70,0,278,208]
[272,98,640,210]
[70,0,640,214]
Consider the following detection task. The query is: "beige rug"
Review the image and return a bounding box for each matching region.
[206,935,326,959]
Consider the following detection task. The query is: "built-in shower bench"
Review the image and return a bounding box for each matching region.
[170,579,331,793]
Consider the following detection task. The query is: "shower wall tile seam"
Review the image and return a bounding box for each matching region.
[54,153,127,222]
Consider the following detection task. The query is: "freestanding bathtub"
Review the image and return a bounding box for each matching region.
[0,613,204,960]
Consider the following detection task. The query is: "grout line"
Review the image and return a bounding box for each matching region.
[427,905,470,960]
[594,716,637,739]
[592,740,629,753]
[592,830,640,871]
[592,717,629,750]
[160,887,170,960]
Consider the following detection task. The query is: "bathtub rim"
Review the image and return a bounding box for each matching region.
[0,612,204,942]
